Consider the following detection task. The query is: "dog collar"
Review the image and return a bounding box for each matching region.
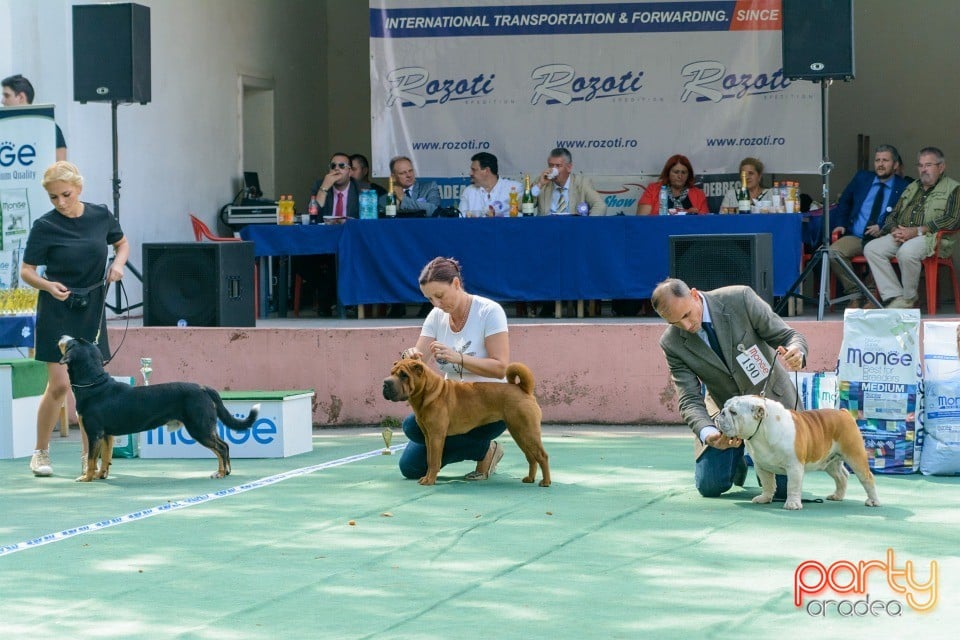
[70,372,112,389]
[744,418,762,441]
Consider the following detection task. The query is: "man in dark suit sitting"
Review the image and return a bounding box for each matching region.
[828,144,909,308]
[299,152,360,316]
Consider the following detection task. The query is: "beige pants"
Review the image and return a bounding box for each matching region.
[863,234,930,301]
[828,234,867,295]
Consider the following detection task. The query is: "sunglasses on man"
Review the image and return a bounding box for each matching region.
[330,162,349,170]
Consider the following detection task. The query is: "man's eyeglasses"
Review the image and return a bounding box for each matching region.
[330,162,349,170]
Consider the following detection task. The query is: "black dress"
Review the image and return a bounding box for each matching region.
[22,203,124,362]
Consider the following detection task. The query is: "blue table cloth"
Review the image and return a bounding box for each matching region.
[241,215,802,306]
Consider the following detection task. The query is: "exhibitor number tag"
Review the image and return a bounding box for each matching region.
[736,344,771,384]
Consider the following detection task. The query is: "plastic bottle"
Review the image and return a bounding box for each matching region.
[659,184,669,215]
[521,174,535,216]
[308,195,319,224]
[286,195,296,224]
[276,195,286,224]
[385,176,397,217]
[360,189,377,220]
[509,186,519,217]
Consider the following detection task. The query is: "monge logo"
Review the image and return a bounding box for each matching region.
[0,140,37,167]
[530,64,644,105]
[385,67,495,108]
[679,61,790,103]
[794,549,938,617]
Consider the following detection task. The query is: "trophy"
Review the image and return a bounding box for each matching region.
[139,357,153,386]
[381,427,393,454]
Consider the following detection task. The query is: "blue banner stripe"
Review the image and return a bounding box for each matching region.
[371,2,741,38]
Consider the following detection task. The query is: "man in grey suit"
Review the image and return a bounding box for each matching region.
[380,155,441,217]
[652,279,808,498]
[532,147,606,215]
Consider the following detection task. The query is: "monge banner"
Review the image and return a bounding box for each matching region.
[0,104,56,284]
[369,0,821,179]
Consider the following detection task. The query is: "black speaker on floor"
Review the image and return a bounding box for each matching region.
[781,0,854,81]
[143,243,255,327]
[669,234,773,305]
[73,3,151,104]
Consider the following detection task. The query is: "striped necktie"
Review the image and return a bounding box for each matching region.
[556,187,567,213]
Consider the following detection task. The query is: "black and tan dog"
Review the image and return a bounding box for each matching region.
[58,335,260,482]
[382,358,550,486]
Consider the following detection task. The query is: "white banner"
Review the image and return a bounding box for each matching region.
[370,0,821,180]
[0,104,56,287]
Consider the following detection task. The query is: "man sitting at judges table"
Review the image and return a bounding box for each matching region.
[828,144,909,308]
[349,153,386,198]
[298,152,360,316]
[863,146,960,309]
[458,152,521,216]
[531,147,606,216]
[719,157,769,213]
[379,155,441,217]
[636,154,708,214]
[652,278,807,499]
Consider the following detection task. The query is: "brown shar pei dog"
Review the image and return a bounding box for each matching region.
[382,358,550,487]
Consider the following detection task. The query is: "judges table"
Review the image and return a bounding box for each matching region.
[242,215,801,315]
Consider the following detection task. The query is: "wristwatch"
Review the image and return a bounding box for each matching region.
[917,226,925,236]
[318,187,329,194]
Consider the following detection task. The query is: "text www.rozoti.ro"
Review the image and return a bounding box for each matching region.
[706,135,787,147]
[411,139,491,151]
[554,137,639,149]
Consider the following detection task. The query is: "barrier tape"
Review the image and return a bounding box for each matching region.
[0,443,407,558]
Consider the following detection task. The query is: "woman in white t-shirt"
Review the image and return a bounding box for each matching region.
[398,257,509,481]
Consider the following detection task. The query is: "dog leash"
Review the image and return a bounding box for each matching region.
[99,280,131,366]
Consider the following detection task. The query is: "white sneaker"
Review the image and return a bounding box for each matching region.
[30,450,53,477]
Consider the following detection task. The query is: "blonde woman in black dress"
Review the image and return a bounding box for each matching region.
[19,161,128,477]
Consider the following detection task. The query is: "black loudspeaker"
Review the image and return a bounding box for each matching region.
[73,3,151,104]
[669,234,774,305]
[781,0,854,81]
[143,243,255,327]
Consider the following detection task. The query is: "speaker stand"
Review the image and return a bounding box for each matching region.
[774,79,880,319]
[106,99,143,315]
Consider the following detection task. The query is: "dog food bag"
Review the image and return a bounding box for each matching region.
[838,309,921,474]
[795,372,839,410]
[920,321,960,475]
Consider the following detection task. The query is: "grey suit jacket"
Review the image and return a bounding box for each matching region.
[378,180,441,217]
[658,286,808,459]
[535,173,607,216]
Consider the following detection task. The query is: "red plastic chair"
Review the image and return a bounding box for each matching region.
[922,229,960,314]
[188,214,259,317]
[831,226,960,314]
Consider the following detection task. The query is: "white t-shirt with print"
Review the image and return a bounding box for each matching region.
[421,295,508,382]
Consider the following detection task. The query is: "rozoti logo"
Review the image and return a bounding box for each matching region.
[0,141,38,168]
[385,67,495,108]
[530,64,644,105]
[679,61,790,103]
[794,549,939,617]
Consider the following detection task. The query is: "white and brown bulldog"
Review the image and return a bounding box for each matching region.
[716,395,880,510]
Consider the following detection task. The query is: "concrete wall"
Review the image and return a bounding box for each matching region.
[0,0,326,305]
[104,320,844,426]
